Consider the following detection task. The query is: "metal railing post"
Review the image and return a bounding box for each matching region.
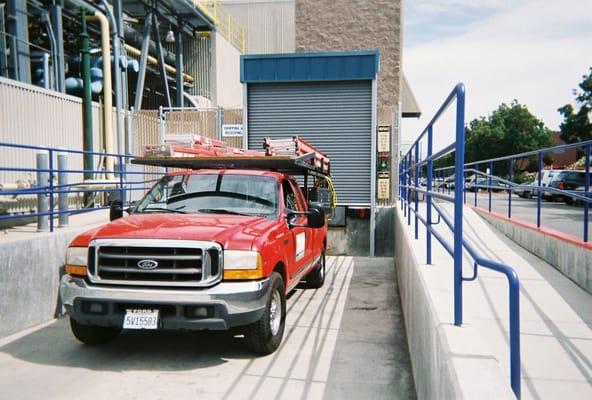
[537,152,542,228]
[488,161,493,213]
[57,152,68,227]
[407,154,412,225]
[48,149,55,232]
[474,165,478,205]
[414,142,419,239]
[118,154,125,204]
[427,126,433,264]
[36,152,49,232]
[584,145,590,242]
[508,159,513,219]
[509,275,522,399]
[453,84,466,327]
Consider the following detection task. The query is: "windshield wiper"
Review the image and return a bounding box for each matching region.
[197,208,250,216]
[139,207,187,214]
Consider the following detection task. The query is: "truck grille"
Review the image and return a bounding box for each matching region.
[88,239,222,287]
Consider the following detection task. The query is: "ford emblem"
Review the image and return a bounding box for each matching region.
[137,259,158,270]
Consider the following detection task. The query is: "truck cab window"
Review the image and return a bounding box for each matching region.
[282,180,299,212]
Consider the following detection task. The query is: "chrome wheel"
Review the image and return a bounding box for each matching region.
[269,289,282,336]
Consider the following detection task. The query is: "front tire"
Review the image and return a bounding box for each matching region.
[304,250,325,289]
[69,318,120,345]
[244,272,286,355]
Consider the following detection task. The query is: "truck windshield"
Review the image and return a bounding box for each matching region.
[135,174,278,217]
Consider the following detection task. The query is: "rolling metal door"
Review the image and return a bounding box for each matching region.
[247,81,372,204]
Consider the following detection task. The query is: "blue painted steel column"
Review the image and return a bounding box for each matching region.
[584,145,590,242]
[508,159,514,218]
[414,143,419,239]
[453,84,466,326]
[488,161,493,212]
[427,126,433,264]
[407,153,412,226]
[537,152,542,228]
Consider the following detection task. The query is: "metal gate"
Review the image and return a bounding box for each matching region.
[246,81,373,205]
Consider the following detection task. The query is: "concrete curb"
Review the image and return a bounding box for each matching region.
[394,209,513,400]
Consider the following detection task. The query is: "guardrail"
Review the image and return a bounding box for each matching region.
[434,140,591,243]
[0,141,161,232]
[398,83,522,398]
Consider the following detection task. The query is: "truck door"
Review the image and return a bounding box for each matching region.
[282,180,310,284]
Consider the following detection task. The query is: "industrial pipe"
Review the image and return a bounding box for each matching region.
[124,43,194,83]
[87,12,114,179]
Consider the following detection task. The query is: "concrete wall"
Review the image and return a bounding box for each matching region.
[295,0,402,111]
[477,209,592,295]
[394,209,513,400]
[0,221,104,338]
[212,32,243,109]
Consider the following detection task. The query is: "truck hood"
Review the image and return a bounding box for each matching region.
[80,213,278,250]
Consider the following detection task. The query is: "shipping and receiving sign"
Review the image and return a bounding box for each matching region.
[222,124,243,137]
[378,125,391,153]
[377,177,390,200]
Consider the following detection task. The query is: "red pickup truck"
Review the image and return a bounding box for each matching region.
[60,169,327,354]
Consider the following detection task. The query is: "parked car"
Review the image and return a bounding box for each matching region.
[548,170,587,203]
[466,176,506,192]
[534,169,562,200]
[513,181,536,198]
[570,186,592,206]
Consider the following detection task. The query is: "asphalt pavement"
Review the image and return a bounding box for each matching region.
[459,191,591,240]
[0,257,415,400]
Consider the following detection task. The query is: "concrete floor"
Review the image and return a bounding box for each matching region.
[0,257,415,400]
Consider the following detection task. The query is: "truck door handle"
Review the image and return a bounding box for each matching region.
[284,239,289,245]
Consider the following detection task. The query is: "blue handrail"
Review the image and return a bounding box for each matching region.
[433,140,591,242]
[399,83,521,399]
[0,141,162,231]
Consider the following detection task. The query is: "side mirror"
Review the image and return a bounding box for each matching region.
[109,200,124,221]
[307,203,326,228]
[125,201,138,214]
[286,203,326,229]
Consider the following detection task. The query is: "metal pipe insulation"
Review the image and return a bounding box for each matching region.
[86,13,114,179]
[99,0,123,157]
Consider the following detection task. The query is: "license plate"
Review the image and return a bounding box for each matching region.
[123,309,159,330]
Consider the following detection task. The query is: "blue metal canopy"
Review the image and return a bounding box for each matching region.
[241,50,380,83]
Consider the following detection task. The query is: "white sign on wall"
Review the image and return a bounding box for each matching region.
[222,124,244,137]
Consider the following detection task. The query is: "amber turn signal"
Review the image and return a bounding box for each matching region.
[66,264,87,277]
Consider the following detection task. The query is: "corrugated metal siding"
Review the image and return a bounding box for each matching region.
[247,81,372,204]
[220,0,295,54]
[183,34,213,99]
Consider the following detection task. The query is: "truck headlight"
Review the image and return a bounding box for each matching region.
[66,247,88,277]
[223,250,263,280]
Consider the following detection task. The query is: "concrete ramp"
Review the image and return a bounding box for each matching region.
[396,202,592,399]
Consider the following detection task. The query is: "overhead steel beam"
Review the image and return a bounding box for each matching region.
[152,11,171,108]
[0,4,8,77]
[50,1,65,92]
[175,19,184,108]
[6,0,31,83]
[133,10,153,111]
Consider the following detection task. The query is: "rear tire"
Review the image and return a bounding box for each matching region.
[69,317,120,345]
[304,250,325,289]
[244,272,286,355]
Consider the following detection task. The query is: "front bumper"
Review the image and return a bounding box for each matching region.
[60,275,271,331]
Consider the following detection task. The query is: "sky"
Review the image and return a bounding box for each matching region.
[401,0,592,154]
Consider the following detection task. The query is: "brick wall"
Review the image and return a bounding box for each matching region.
[295,0,402,110]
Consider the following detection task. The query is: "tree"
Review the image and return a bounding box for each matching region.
[558,67,592,144]
[464,100,553,174]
